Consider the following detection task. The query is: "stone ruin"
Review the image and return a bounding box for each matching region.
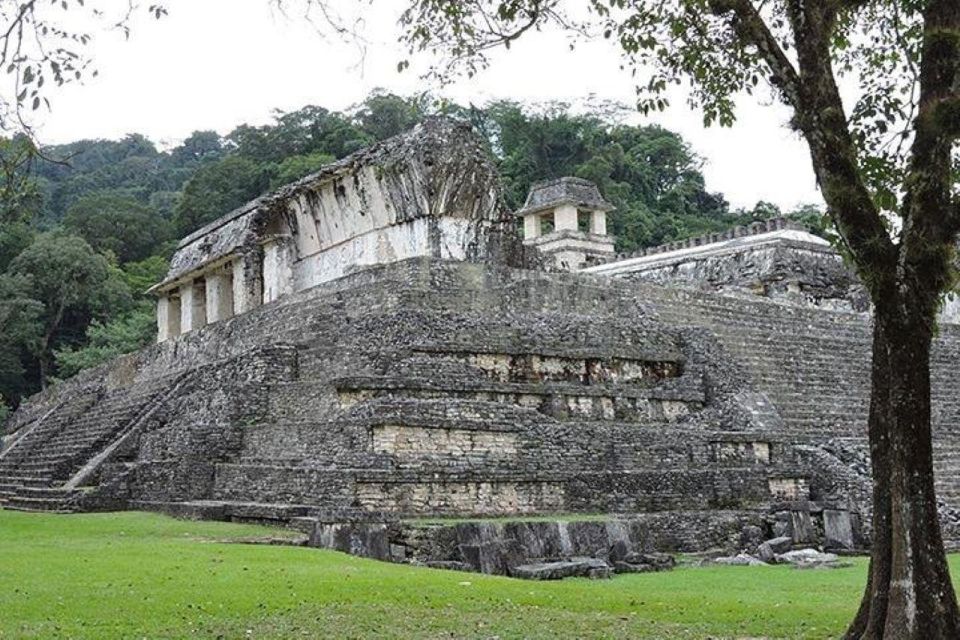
[3,117,960,578]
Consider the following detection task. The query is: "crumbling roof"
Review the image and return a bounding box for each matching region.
[515,176,614,217]
[150,117,507,293]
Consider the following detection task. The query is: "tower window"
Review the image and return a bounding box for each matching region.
[578,210,592,233]
[539,213,555,235]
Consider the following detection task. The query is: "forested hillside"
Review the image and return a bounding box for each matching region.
[0,92,823,415]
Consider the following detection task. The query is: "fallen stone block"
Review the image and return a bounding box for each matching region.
[790,509,815,543]
[776,548,842,569]
[422,560,474,572]
[712,553,769,566]
[623,552,676,570]
[608,539,631,563]
[613,561,656,574]
[791,558,852,570]
[511,557,613,580]
[756,535,793,562]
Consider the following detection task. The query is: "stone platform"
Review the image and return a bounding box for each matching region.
[5,257,960,569]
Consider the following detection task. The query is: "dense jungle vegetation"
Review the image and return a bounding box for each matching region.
[0,92,823,415]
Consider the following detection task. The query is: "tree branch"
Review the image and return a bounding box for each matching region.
[707,0,802,108]
[902,0,960,252]
[777,0,896,288]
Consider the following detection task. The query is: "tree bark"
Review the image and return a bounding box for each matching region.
[36,300,65,390]
[846,307,893,639]
[846,297,960,639]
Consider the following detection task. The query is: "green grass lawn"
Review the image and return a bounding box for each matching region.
[1,510,954,639]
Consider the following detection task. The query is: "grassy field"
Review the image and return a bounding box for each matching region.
[1,510,954,639]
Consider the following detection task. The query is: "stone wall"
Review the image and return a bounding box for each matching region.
[585,219,868,311]
[389,512,771,566]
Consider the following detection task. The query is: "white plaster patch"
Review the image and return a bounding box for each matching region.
[768,477,809,500]
[661,400,691,422]
[356,481,565,515]
[712,441,771,464]
[371,425,518,458]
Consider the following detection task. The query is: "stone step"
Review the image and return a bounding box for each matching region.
[2,494,78,512]
[0,465,57,477]
[12,486,79,500]
[0,476,54,488]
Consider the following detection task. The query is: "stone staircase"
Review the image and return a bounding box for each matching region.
[647,293,873,437]
[0,376,185,512]
[625,280,960,525]
[934,443,960,506]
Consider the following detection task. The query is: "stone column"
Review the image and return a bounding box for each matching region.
[591,209,607,236]
[232,251,262,315]
[156,295,181,342]
[553,204,578,232]
[157,296,170,343]
[262,237,294,304]
[179,279,207,334]
[523,214,540,241]
[179,283,193,333]
[205,269,234,324]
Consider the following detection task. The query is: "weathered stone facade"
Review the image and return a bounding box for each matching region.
[584,218,870,312]
[148,117,523,342]
[3,119,960,576]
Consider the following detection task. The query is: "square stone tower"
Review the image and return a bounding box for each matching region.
[516,177,616,271]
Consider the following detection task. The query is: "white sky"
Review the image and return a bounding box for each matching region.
[34,0,822,210]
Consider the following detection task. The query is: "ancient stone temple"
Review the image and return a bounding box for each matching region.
[3,117,960,573]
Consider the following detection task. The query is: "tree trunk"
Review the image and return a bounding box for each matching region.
[846,299,960,639]
[38,355,49,390]
[37,301,65,390]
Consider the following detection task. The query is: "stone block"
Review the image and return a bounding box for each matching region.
[608,539,631,564]
[458,539,525,576]
[823,509,855,550]
[756,536,792,563]
[621,552,675,572]
[565,521,611,557]
[790,510,815,544]
[776,548,841,568]
[511,558,612,580]
[713,553,768,566]
[767,536,793,554]
[311,523,390,561]
[423,560,473,572]
[613,561,657,574]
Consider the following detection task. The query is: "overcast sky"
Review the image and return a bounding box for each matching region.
[35,0,821,210]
